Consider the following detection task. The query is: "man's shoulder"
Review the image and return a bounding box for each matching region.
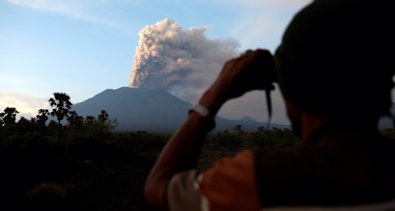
[254,136,395,207]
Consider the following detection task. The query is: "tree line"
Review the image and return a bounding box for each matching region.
[0,92,167,211]
[0,92,118,142]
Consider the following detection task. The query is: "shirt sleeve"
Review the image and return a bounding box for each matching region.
[167,170,203,211]
[200,150,260,211]
[166,150,260,211]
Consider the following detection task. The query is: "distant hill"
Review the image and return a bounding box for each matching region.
[73,87,289,133]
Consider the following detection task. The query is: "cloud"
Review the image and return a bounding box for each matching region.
[5,0,126,30]
[0,92,49,118]
[130,18,240,102]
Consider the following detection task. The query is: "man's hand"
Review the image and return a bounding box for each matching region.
[199,49,275,115]
[144,49,274,210]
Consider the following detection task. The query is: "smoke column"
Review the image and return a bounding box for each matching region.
[130,18,240,102]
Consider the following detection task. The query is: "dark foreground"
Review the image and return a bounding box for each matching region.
[7,126,386,210]
[0,132,166,211]
[0,130,249,211]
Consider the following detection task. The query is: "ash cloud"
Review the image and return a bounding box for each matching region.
[130,18,240,102]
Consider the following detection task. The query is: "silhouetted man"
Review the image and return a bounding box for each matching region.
[145,0,395,210]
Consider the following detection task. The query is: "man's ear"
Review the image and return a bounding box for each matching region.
[284,99,302,138]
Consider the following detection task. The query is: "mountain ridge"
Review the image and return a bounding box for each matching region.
[73,87,289,132]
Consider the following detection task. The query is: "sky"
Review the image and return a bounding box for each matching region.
[0,0,312,124]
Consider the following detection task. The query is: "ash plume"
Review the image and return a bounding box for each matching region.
[130,18,240,102]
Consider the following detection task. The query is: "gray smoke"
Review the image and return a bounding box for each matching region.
[130,18,240,102]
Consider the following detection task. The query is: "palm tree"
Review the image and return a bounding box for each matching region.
[35,109,49,134]
[49,92,72,141]
[49,93,72,124]
[36,109,49,126]
[0,107,19,127]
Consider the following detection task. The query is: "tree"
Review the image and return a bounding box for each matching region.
[85,116,96,124]
[49,93,72,124]
[49,92,72,141]
[36,109,49,126]
[98,110,109,123]
[34,109,49,134]
[83,112,118,135]
[97,110,118,132]
[0,107,19,139]
[17,117,31,134]
[67,110,84,130]
[0,107,19,127]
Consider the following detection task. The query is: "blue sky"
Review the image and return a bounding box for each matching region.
[0,0,311,123]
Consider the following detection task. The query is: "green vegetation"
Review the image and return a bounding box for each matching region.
[5,92,373,210]
[208,125,300,151]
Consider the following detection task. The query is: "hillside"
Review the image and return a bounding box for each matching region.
[73,87,289,132]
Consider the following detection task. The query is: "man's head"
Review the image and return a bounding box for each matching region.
[274,0,395,129]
